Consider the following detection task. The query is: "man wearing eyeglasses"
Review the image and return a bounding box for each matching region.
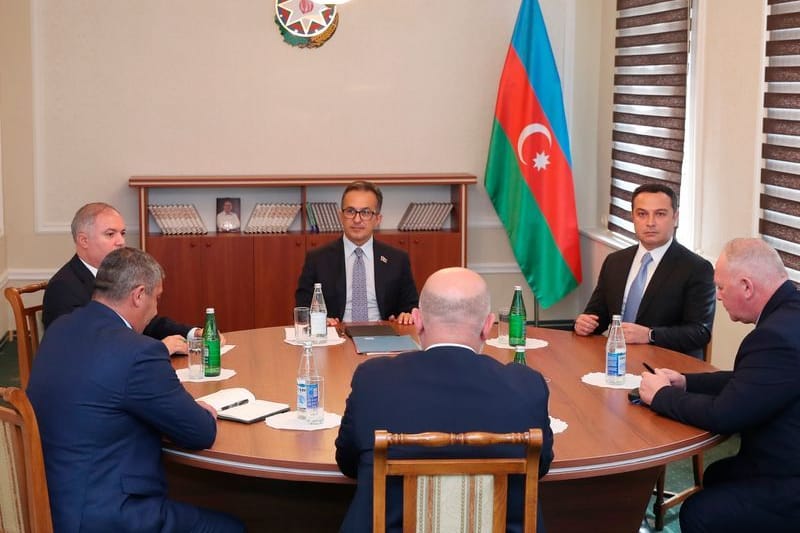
[295,180,419,325]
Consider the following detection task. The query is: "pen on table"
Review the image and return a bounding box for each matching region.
[220,399,249,411]
[642,362,656,374]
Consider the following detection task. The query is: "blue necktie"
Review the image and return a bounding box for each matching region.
[352,248,368,322]
[622,252,652,323]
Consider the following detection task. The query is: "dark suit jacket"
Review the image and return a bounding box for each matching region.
[582,240,715,358]
[295,238,419,320]
[27,301,217,532]
[651,280,800,483]
[43,254,191,339]
[334,346,554,532]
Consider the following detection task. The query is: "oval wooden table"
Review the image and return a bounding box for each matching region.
[165,325,723,532]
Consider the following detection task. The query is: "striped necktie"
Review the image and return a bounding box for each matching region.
[352,247,368,322]
[622,252,652,323]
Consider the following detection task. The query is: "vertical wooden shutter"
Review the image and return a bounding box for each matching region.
[609,0,691,239]
[762,0,800,282]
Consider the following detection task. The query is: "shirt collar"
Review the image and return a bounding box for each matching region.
[343,235,374,259]
[426,342,476,353]
[80,257,99,277]
[636,237,672,266]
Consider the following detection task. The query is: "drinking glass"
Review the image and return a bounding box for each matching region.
[294,306,311,342]
[497,307,510,345]
[306,376,325,425]
[187,338,204,379]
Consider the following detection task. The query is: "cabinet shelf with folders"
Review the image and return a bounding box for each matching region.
[129,174,476,331]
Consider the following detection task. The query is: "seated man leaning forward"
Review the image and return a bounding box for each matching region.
[295,180,419,325]
[639,238,800,532]
[43,202,203,354]
[335,267,554,532]
[27,247,244,533]
[574,183,715,358]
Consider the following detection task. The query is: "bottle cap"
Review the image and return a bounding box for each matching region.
[513,285,522,290]
[206,307,215,314]
[314,283,322,288]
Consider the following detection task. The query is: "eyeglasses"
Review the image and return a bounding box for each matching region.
[341,207,378,220]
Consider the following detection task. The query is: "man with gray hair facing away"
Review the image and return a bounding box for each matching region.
[640,238,800,532]
[28,247,244,533]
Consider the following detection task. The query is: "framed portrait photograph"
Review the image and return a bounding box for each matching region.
[216,197,242,233]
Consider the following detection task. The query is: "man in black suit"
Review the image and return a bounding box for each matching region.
[574,183,715,358]
[43,202,196,354]
[640,238,800,532]
[295,181,418,325]
[335,267,553,532]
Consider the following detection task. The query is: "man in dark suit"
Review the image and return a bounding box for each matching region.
[27,247,244,533]
[574,183,715,358]
[640,238,800,532]
[335,267,554,532]
[296,181,419,325]
[43,202,196,354]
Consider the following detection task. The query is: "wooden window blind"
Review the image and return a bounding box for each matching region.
[762,0,800,283]
[609,0,691,239]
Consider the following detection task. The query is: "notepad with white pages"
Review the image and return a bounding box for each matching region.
[197,388,290,424]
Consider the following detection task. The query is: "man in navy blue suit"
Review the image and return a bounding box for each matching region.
[28,247,243,533]
[335,267,554,532]
[640,238,800,532]
[295,181,419,325]
[43,202,198,355]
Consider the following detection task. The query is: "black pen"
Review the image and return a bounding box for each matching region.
[642,362,656,374]
[220,399,249,411]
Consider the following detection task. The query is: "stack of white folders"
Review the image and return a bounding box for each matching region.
[198,388,289,424]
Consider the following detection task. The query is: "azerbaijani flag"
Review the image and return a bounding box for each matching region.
[485,0,582,309]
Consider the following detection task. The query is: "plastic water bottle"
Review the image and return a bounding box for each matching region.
[296,341,318,420]
[606,314,626,385]
[202,307,221,377]
[509,286,527,346]
[310,283,327,344]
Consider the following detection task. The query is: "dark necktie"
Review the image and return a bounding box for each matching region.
[622,252,652,323]
[352,248,368,322]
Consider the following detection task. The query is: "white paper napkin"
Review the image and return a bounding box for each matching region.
[485,337,548,350]
[221,344,235,355]
[283,327,346,347]
[580,372,641,389]
[550,416,568,434]
[176,368,237,383]
[266,410,342,431]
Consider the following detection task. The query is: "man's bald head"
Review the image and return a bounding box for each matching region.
[414,268,493,350]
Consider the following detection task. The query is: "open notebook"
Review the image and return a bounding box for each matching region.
[197,388,290,424]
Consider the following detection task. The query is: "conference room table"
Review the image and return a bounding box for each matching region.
[166,324,724,532]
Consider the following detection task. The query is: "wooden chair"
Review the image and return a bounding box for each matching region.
[0,386,53,533]
[652,340,712,530]
[4,281,48,388]
[373,429,543,533]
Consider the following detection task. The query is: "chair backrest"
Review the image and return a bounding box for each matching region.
[373,429,543,533]
[4,281,48,388]
[0,387,53,533]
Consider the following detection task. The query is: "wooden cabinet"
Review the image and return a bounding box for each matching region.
[130,174,476,331]
[146,234,254,332]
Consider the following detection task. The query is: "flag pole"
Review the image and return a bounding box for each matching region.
[533,294,540,327]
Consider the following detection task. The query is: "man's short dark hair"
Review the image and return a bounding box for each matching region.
[631,183,678,211]
[94,247,164,302]
[341,181,383,212]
